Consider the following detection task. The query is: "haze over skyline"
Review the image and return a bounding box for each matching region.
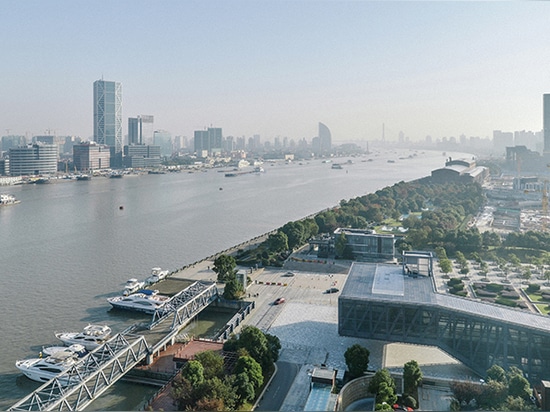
[2,1,550,143]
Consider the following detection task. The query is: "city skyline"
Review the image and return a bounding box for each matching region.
[2,1,550,142]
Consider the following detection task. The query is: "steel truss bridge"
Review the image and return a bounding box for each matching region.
[9,281,219,411]
[339,263,550,382]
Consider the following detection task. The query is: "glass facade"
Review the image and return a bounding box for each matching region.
[8,144,58,176]
[93,80,122,161]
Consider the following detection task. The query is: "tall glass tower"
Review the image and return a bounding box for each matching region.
[93,80,122,164]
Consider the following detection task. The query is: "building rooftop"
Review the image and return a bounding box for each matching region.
[341,262,550,333]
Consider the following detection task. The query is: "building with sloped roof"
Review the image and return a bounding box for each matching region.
[431,158,489,184]
[338,262,550,382]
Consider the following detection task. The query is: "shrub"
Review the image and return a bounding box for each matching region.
[447,278,462,286]
[485,283,504,293]
[526,284,541,293]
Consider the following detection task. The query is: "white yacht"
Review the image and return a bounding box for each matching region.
[55,324,112,351]
[123,278,145,296]
[42,343,87,358]
[107,290,170,314]
[145,267,169,285]
[0,194,20,206]
[15,351,82,384]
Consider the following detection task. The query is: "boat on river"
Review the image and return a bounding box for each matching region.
[15,351,82,383]
[54,324,112,350]
[42,343,87,358]
[107,289,170,314]
[146,267,169,285]
[0,194,20,205]
[123,278,146,296]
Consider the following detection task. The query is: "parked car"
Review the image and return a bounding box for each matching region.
[274,297,286,305]
[325,287,339,294]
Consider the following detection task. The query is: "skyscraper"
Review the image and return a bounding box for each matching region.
[543,94,550,155]
[317,122,332,153]
[93,80,122,166]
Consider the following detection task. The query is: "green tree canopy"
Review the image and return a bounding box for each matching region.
[403,360,422,399]
[195,350,224,381]
[181,360,204,388]
[213,254,238,283]
[234,355,264,390]
[266,231,289,253]
[344,344,370,379]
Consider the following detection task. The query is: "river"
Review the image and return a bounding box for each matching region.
[0,148,468,410]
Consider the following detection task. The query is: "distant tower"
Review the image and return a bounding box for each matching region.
[543,94,550,155]
[318,122,332,152]
[93,80,122,166]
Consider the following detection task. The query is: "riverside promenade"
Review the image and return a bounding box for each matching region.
[145,243,476,411]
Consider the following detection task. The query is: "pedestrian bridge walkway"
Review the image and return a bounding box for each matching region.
[9,281,219,411]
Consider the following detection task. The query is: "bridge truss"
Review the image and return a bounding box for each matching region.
[149,281,219,330]
[9,332,150,411]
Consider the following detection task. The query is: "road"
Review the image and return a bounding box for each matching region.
[255,362,300,411]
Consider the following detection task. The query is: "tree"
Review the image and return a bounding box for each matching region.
[439,258,452,275]
[234,355,264,390]
[368,369,396,398]
[233,372,256,404]
[223,276,245,300]
[182,359,205,388]
[213,254,238,283]
[265,333,281,364]
[508,372,531,400]
[229,326,279,371]
[195,350,224,380]
[486,364,507,384]
[403,360,422,403]
[335,233,347,258]
[344,344,370,379]
[267,231,288,253]
[196,376,237,411]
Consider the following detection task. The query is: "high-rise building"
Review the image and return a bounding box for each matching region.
[153,130,172,157]
[318,122,332,152]
[9,143,58,176]
[129,115,155,146]
[193,127,223,156]
[73,142,111,171]
[93,80,122,166]
[543,94,550,155]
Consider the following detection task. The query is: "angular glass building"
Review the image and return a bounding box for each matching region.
[93,80,122,166]
[339,262,550,382]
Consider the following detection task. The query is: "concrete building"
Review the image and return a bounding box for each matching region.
[93,79,122,166]
[8,143,58,176]
[543,94,550,156]
[431,158,489,184]
[123,144,161,168]
[128,115,154,146]
[153,130,172,157]
[194,128,223,157]
[333,228,395,261]
[73,142,111,171]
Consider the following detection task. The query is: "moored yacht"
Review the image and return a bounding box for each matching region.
[107,290,170,314]
[15,351,82,384]
[42,343,87,358]
[146,267,169,285]
[123,278,145,296]
[55,324,112,350]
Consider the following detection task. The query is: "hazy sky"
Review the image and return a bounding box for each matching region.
[2,1,550,142]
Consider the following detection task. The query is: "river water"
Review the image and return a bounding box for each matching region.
[0,148,467,410]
